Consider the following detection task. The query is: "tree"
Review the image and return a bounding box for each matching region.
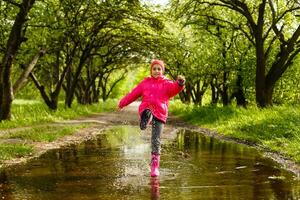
[155,21,213,105]
[173,0,300,107]
[61,0,165,107]
[0,0,36,120]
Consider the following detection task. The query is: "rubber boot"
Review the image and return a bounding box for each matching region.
[150,153,160,177]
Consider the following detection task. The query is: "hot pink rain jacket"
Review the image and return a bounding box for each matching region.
[118,75,184,123]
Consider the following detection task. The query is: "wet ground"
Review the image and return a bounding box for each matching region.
[0,126,299,200]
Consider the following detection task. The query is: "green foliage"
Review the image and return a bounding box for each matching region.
[273,59,300,104]
[1,0,300,116]
[110,64,149,98]
[1,0,169,114]
[170,0,300,106]
[170,101,300,163]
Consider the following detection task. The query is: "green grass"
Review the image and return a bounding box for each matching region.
[0,124,88,142]
[169,100,300,164]
[0,99,117,129]
[0,143,33,161]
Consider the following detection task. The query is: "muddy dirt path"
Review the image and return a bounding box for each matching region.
[1,102,299,177]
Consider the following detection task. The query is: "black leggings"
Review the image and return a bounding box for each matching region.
[141,109,164,154]
[151,117,164,154]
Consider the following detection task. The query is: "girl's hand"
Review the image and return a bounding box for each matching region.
[177,75,186,86]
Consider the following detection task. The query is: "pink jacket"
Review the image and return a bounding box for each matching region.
[118,75,184,123]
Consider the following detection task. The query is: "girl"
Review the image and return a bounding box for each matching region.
[118,59,185,177]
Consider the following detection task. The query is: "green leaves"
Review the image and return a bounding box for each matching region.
[169,0,300,106]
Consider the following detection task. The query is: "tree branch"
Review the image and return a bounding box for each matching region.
[13,49,45,93]
[287,25,300,48]
[106,70,127,98]
[268,0,286,44]
[219,0,257,30]
[265,35,278,59]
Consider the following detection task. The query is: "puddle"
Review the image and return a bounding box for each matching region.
[0,126,299,199]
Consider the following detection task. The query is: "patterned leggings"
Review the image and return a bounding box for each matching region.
[141,109,164,154]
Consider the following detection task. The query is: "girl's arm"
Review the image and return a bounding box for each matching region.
[167,76,185,98]
[118,82,143,109]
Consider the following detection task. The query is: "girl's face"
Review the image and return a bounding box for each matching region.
[151,64,163,78]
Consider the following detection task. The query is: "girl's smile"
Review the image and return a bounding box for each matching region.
[151,64,163,78]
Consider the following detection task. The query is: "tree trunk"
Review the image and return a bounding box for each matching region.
[94,80,101,102]
[210,78,218,105]
[30,73,59,109]
[65,63,72,106]
[231,73,247,107]
[102,85,107,101]
[264,27,300,105]
[75,78,87,104]
[64,43,77,108]
[29,73,57,109]
[0,0,36,120]
[92,81,99,103]
[179,82,191,103]
[185,84,192,103]
[65,45,91,107]
[254,5,268,107]
[255,43,267,107]
[28,58,70,110]
[13,49,45,93]
[192,80,208,106]
[221,72,229,106]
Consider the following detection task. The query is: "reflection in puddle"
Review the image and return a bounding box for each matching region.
[150,177,160,200]
[0,127,299,199]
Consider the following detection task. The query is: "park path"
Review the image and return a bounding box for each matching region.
[1,104,299,200]
[1,102,299,177]
[0,102,191,168]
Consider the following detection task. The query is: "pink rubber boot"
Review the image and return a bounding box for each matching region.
[150,153,160,177]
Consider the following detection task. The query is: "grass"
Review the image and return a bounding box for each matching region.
[169,100,300,164]
[0,99,117,129]
[0,124,88,142]
[0,99,117,164]
[0,143,33,161]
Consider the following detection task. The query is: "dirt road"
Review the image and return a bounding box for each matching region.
[1,102,299,177]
